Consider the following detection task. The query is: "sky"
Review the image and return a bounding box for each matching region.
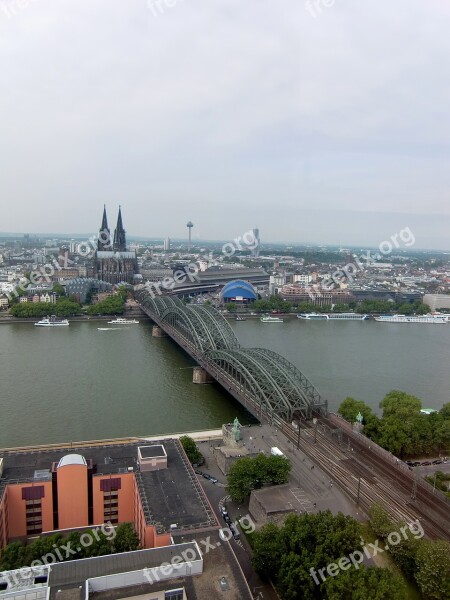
[0,0,449,249]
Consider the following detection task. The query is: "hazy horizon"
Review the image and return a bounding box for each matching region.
[1,2,449,249]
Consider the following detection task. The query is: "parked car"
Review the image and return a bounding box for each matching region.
[432,459,442,465]
[229,524,240,541]
[202,473,218,484]
[406,461,414,467]
[194,470,203,476]
[421,461,431,466]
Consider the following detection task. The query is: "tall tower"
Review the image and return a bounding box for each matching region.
[97,205,111,251]
[113,206,127,252]
[252,227,260,257]
[186,221,194,251]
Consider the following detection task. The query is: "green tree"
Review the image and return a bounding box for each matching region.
[323,566,408,599]
[52,283,66,296]
[252,511,362,600]
[179,435,203,465]
[225,302,237,313]
[414,540,450,600]
[227,454,291,502]
[113,522,140,553]
[338,397,373,423]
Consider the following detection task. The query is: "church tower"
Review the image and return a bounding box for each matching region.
[113,206,127,252]
[97,205,111,251]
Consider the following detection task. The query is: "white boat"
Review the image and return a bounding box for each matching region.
[260,315,284,323]
[35,315,69,327]
[98,327,124,331]
[297,312,368,320]
[328,313,368,321]
[297,313,328,320]
[107,318,139,324]
[375,314,448,324]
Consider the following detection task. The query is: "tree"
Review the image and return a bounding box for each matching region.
[338,397,373,423]
[179,435,203,465]
[252,512,363,600]
[414,540,450,600]
[113,522,140,553]
[379,390,422,418]
[225,302,237,313]
[323,566,408,599]
[227,454,291,502]
[52,283,65,296]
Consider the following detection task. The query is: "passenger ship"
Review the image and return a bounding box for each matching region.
[375,314,448,324]
[297,312,368,321]
[35,315,69,327]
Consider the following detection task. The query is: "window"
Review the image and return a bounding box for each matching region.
[165,590,184,600]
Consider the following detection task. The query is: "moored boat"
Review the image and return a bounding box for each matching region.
[35,315,69,327]
[107,318,139,324]
[260,315,284,323]
[375,314,448,324]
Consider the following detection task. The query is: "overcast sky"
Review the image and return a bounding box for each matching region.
[0,0,449,249]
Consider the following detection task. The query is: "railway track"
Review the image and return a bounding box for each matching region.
[276,418,449,540]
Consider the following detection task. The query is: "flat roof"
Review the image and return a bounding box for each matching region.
[48,542,201,588]
[0,440,217,533]
[139,444,166,459]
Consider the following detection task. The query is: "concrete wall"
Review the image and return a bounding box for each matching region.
[424,294,450,311]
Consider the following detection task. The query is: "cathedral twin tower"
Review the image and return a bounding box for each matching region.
[95,206,138,284]
[97,205,127,252]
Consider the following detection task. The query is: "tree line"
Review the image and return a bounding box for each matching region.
[0,522,140,571]
[338,391,450,458]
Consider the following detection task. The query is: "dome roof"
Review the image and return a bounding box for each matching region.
[221,280,257,300]
[57,454,87,469]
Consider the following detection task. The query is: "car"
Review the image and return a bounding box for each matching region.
[220,506,229,517]
[432,459,442,465]
[412,461,421,467]
[421,461,431,466]
[194,470,203,476]
[202,473,218,483]
[224,515,231,525]
[229,524,240,541]
[406,461,414,467]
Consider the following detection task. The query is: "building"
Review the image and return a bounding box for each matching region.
[0,295,9,309]
[221,280,258,304]
[0,439,217,552]
[164,237,171,251]
[95,206,138,284]
[423,293,450,311]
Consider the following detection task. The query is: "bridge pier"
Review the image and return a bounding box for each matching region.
[193,367,214,384]
[152,325,166,338]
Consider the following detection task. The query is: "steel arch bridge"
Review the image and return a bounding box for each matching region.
[207,348,325,421]
[136,289,327,421]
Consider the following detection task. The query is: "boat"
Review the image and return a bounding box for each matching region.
[328,313,369,321]
[98,327,124,331]
[107,318,139,324]
[235,315,246,321]
[374,314,449,324]
[297,312,368,320]
[35,315,69,327]
[260,315,284,323]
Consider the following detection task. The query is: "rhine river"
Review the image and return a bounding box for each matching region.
[1,317,449,448]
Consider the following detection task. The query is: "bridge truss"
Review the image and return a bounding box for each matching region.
[136,288,327,421]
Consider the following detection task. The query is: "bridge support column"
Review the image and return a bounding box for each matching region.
[193,367,213,384]
[152,325,166,338]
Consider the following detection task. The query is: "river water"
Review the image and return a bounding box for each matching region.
[1,317,449,447]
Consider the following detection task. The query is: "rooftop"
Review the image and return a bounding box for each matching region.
[0,439,217,533]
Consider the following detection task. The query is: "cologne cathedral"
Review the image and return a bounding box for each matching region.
[95,206,138,284]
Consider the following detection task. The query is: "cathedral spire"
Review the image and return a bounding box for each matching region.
[98,204,111,251]
[113,206,127,251]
